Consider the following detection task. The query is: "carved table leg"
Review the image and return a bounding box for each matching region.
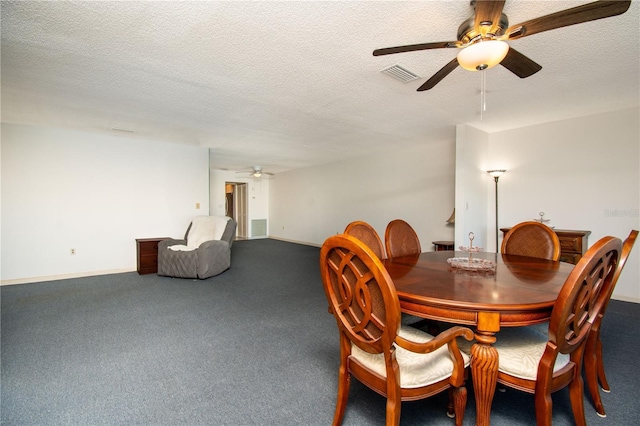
[472,312,500,426]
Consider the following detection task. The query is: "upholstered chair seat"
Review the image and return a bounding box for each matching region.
[492,327,570,380]
[351,325,471,389]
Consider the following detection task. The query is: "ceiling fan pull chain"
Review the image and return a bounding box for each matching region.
[480,70,487,120]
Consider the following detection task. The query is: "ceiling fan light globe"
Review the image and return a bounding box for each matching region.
[457,40,509,71]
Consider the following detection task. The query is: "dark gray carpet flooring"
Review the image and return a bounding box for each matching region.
[2,238,639,425]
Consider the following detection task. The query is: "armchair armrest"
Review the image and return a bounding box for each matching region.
[196,240,232,279]
[198,239,229,251]
[395,326,473,387]
[395,326,473,354]
[158,238,186,250]
[157,238,194,278]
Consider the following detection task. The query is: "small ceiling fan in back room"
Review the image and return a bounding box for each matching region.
[235,166,274,178]
[373,0,631,91]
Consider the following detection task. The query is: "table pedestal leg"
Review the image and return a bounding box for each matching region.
[471,332,498,426]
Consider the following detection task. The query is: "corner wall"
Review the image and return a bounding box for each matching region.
[488,107,639,302]
[454,124,491,251]
[1,123,209,284]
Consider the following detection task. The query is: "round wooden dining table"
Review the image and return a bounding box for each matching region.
[382,250,575,426]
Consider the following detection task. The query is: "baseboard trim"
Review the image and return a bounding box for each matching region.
[4,264,637,304]
[612,295,640,304]
[267,235,321,248]
[1,268,135,286]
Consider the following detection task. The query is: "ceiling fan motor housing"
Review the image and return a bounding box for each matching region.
[457,13,509,44]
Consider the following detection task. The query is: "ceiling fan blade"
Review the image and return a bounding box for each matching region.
[417,57,459,91]
[500,48,542,78]
[473,0,506,36]
[373,41,460,56]
[505,0,631,40]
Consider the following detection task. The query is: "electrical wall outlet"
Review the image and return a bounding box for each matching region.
[70,248,76,255]
[195,202,200,209]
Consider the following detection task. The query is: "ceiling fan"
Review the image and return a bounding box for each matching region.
[235,166,274,178]
[373,0,631,91]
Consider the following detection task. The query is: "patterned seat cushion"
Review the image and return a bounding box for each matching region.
[456,324,569,381]
[350,325,470,389]
[493,326,570,380]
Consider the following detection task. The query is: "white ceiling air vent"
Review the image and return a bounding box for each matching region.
[381,64,420,83]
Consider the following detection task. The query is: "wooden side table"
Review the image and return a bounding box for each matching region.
[554,230,591,264]
[432,240,454,251]
[136,238,170,274]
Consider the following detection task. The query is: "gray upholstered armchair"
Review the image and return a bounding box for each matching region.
[158,216,237,279]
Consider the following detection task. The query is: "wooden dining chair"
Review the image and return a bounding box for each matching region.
[501,221,561,261]
[344,220,386,259]
[584,229,638,417]
[346,220,431,328]
[320,234,473,426]
[385,219,422,258]
[489,236,621,426]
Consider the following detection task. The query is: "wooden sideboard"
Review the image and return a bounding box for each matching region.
[432,240,454,251]
[500,228,591,265]
[136,238,170,274]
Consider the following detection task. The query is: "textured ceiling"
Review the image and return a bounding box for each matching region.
[2,1,638,175]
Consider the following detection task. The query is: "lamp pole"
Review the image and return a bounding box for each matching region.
[487,170,506,251]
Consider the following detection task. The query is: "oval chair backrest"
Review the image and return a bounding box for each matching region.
[320,234,400,355]
[385,219,421,258]
[593,230,638,325]
[610,230,638,294]
[344,221,386,260]
[547,236,621,357]
[501,221,561,261]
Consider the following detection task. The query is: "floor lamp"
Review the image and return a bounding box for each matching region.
[487,170,506,251]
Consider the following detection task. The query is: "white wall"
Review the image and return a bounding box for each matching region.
[457,107,639,302]
[454,124,491,251]
[1,123,209,284]
[268,138,456,249]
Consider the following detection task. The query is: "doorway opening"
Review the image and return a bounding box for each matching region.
[225,182,248,239]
